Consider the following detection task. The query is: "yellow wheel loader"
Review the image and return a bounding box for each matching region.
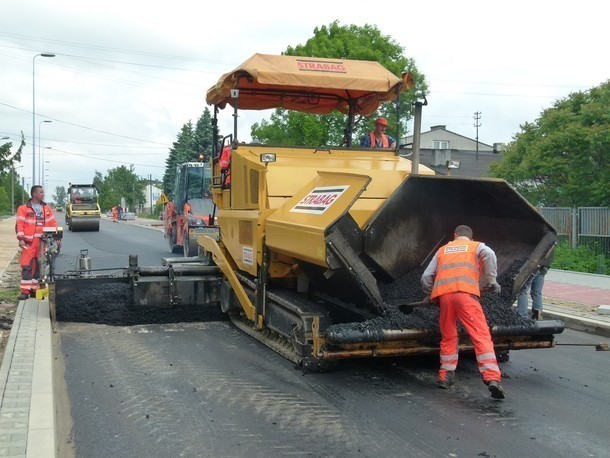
[52,54,563,369]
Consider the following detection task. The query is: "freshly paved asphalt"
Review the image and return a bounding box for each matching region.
[0,215,608,456]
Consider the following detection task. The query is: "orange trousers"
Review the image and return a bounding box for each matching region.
[20,238,41,295]
[438,291,501,383]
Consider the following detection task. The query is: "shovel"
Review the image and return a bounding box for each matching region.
[398,298,433,314]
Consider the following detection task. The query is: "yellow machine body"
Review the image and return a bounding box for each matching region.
[198,53,561,364]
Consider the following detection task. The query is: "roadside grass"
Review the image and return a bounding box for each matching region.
[0,286,20,303]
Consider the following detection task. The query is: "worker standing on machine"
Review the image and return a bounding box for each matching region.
[421,225,505,399]
[15,185,58,300]
[360,117,396,149]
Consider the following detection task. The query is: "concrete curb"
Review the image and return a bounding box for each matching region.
[543,307,610,338]
[0,299,56,457]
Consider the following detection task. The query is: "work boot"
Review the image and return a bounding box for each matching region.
[487,380,505,399]
[437,371,455,389]
[17,293,29,301]
[531,309,541,321]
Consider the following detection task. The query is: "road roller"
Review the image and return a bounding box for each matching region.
[65,184,101,231]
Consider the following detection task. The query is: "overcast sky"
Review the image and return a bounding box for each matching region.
[1,0,607,194]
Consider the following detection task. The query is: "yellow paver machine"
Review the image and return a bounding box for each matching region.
[53,54,563,369]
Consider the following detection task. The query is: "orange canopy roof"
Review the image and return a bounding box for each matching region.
[206,54,413,116]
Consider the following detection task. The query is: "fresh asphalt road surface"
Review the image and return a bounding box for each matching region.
[54,216,170,274]
[53,221,610,457]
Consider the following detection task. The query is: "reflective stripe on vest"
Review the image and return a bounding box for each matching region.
[369,132,389,148]
[431,240,481,299]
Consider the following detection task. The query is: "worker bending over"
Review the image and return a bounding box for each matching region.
[421,224,505,399]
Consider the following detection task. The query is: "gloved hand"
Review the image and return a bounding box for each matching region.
[487,282,501,294]
[485,276,501,294]
[539,266,549,275]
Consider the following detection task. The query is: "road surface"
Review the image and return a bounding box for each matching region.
[53,219,610,457]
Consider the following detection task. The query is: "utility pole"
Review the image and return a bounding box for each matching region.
[473,111,482,161]
[149,174,153,215]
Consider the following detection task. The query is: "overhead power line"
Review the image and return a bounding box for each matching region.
[0,100,170,146]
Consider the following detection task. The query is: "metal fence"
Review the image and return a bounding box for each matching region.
[541,207,610,255]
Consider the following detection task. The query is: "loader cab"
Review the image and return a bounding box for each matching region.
[174,162,213,217]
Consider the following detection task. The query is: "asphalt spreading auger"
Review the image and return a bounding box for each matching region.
[50,53,568,369]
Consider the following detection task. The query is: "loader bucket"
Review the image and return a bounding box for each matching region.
[363,175,556,299]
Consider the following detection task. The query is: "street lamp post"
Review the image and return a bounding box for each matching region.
[41,147,52,189]
[38,120,52,181]
[32,52,55,185]
[43,161,51,190]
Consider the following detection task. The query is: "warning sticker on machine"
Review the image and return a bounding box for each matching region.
[291,185,349,214]
[242,246,254,265]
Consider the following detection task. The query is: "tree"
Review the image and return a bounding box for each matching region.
[193,107,214,162]
[53,186,67,207]
[490,80,610,206]
[0,133,25,213]
[0,187,9,213]
[95,166,146,211]
[162,122,195,195]
[250,21,428,146]
[0,132,24,173]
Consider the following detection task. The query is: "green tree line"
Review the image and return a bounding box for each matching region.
[0,133,27,214]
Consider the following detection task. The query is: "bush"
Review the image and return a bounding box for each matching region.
[553,242,608,274]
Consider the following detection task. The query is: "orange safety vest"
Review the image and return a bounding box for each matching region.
[369,132,389,148]
[219,145,231,186]
[15,201,57,243]
[431,240,481,300]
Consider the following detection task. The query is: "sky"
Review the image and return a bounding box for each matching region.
[1,0,608,194]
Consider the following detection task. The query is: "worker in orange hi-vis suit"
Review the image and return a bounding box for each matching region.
[15,185,58,300]
[421,224,505,400]
[219,144,231,187]
[111,206,118,222]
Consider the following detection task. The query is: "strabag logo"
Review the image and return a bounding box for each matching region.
[297,59,346,73]
[291,185,349,214]
[444,245,468,254]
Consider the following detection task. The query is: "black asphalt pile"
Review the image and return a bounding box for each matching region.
[54,279,225,326]
[326,260,532,338]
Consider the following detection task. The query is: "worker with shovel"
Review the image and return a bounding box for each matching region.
[421,225,505,399]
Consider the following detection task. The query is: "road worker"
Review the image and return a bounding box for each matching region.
[360,117,396,149]
[111,206,118,222]
[15,185,58,300]
[219,144,231,187]
[421,224,505,399]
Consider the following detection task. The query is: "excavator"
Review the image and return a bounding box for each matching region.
[51,54,563,369]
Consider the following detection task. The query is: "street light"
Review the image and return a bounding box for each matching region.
[38,120,52,180]
[43,161,51,190]
[41,147,52,189]
[32,52,55,184]
[11,165,24,213]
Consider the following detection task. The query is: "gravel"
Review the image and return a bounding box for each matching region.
[327,260,532,337]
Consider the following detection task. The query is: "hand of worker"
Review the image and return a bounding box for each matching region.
[484,276,501,294]
[488,282,501,294]
[18,239,25,249]
[539,266,549,275]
